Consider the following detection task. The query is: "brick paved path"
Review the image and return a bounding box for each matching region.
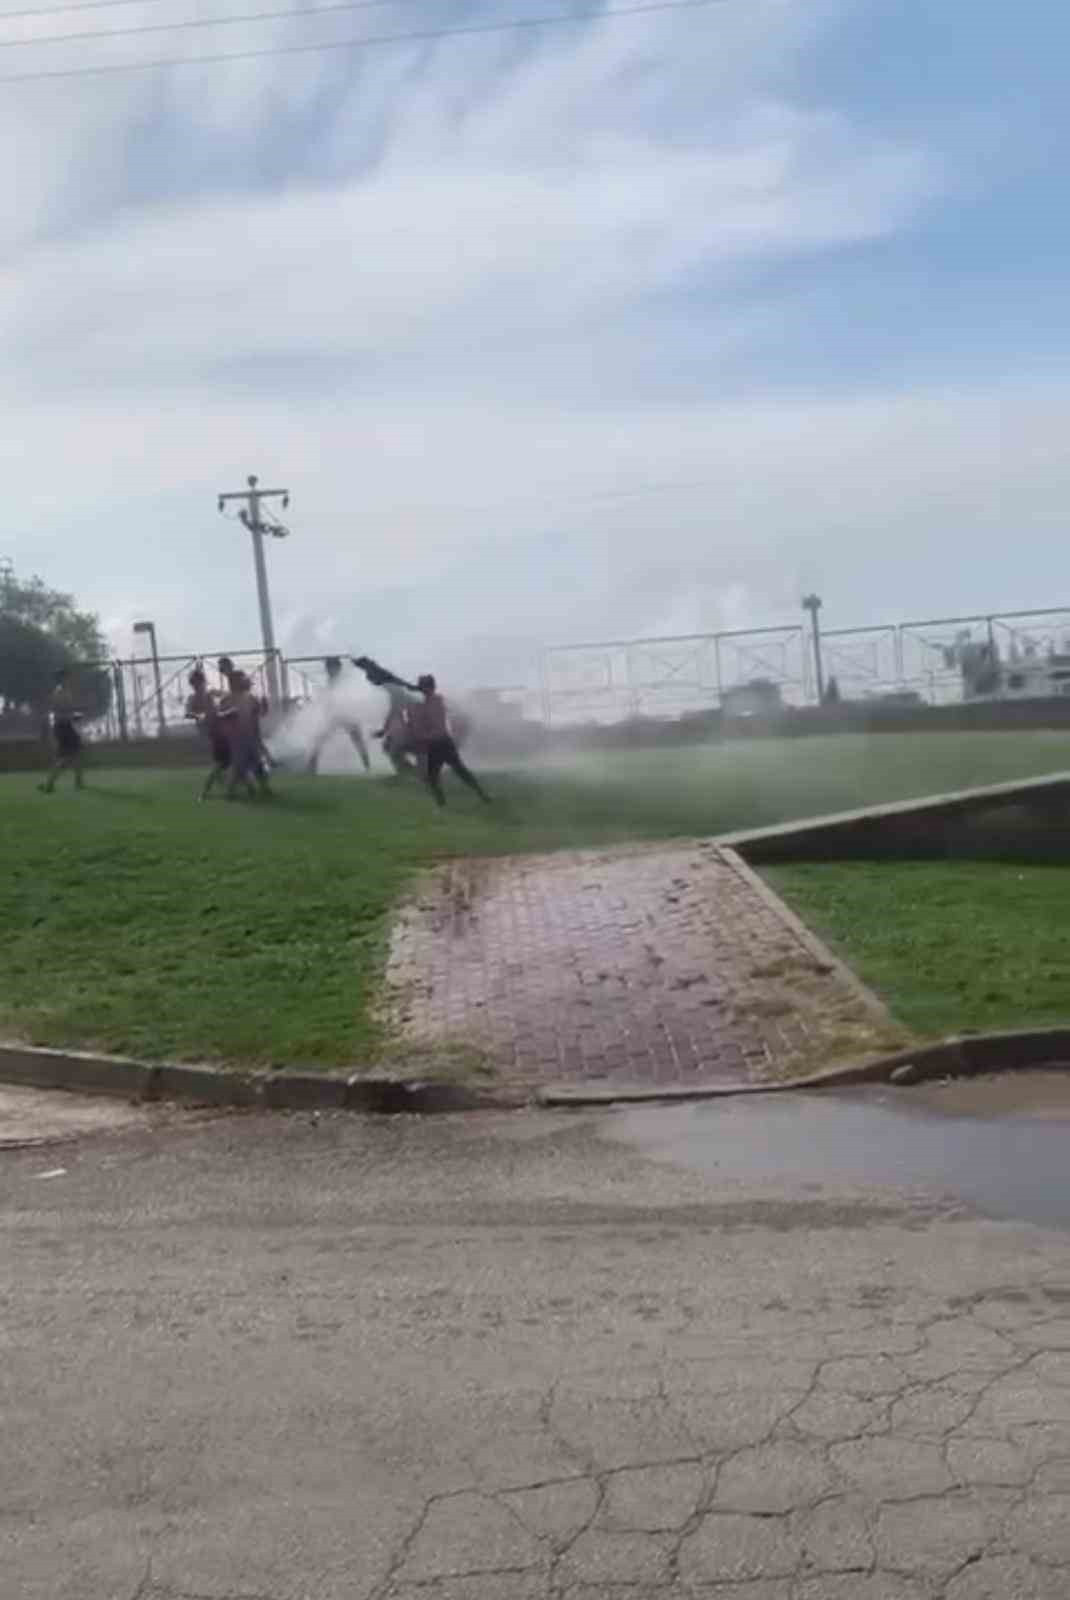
[384,843,907,1092]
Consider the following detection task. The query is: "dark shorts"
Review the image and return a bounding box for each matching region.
[54,719,81,758]
[230,734,260,779]
[210,732,230,768]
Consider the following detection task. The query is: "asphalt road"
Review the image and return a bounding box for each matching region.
[4,1094,1070,1599]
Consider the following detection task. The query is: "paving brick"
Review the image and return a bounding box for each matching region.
[384,845,895,1090]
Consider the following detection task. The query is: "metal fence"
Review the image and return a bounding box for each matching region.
[539,606,1070,725]
[24,603,1070,739]
[110,648,281,741]
[540,625,811,723]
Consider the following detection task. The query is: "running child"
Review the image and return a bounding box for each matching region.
[408,674,490,807]
[39,668,85,793]
[306,657,371,776]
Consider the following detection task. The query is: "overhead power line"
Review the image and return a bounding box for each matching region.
[0,0,404,20]
[0,0,726,82]
[0,0,444,47]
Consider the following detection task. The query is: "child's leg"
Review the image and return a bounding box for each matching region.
[421,745,446,806]
[39,754,63,793]
[347,723,371,772]
[444,741,489,802]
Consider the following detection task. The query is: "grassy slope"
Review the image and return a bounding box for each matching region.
[2,731,1068,1067]
[767,858,1070,1037]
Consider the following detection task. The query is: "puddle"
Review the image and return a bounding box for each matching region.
[615,1071,1070,1230]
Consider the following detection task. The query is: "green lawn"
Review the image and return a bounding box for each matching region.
[2,731,1068,1069]
[767,858,1070,1038]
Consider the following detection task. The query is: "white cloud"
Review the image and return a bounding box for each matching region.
[5,0,1055,687]
[2,92,934,387]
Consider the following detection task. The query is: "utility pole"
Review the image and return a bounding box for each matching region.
[218,474,290,706]
[802,593,825,703]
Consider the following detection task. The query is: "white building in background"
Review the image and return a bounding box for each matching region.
[944,631,1070,701]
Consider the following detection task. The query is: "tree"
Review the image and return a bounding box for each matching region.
[0,569,112,721]
[0,615,67,714]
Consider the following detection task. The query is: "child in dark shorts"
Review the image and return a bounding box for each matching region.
[39,668,84,793]
[408,674,490,808]
[186,666,230,801]
[220,672,273,800]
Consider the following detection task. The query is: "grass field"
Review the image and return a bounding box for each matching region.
[2,730,1069,1069]
[768,858,1070,1038]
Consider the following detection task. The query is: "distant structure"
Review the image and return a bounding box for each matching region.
[721,679,783,720]
[463,687,544,756]
[942,630,1070,702]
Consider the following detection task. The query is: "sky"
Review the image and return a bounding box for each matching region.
[4,0,1070,690]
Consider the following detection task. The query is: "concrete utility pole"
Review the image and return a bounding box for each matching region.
[802,593,825,703]
[218,474,290,706]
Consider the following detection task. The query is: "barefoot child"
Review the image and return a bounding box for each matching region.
[306,657,371,775]
[220,672,273,799]
[408,674,490,808]
[353,655,420,775]
[185,665,230,800]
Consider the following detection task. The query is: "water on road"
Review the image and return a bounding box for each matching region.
[616,1069,1070,1230]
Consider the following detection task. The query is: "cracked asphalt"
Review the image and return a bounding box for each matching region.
[3,1095,1070,1599]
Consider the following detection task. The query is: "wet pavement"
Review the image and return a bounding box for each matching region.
[4,1081,1070,1599]
[384,843,905,1093]
[616,1071,1070,1232]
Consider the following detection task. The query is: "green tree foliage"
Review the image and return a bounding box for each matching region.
[0,615,66,713]
[0,570,112,721]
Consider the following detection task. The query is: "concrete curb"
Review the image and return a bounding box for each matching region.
[716,768,1070,863]
[4,1031,1070,1115]
[537,1027,1070,1106]
[0,1043,509,1115]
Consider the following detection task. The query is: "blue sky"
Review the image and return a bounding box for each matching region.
[3,0,1069,687]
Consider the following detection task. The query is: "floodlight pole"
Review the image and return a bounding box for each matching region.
[133,620,165,737]
[217,474,290,706]
[802,593,825,703]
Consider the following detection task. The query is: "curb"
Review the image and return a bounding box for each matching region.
[716,768,1070,862]
[536,1027,1070,1106]
[4,1031,1070,1115]
[0,1043,512,1115]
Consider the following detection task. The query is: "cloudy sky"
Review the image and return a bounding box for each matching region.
[4,0,1069,685]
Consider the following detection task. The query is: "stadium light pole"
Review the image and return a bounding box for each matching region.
[802,593,825,704]
[217,474,290,706]
[133,620,166,737]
